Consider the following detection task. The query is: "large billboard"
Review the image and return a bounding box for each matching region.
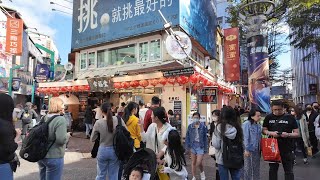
[5,18,23,55]
[72,0,179,50]
[223,28,240,82]
[179,0,217,58]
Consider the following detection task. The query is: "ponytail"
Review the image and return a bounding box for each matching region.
[122,102,137,123]
[101,102,114,133]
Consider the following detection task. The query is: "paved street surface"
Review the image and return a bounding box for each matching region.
[15,132,320,180]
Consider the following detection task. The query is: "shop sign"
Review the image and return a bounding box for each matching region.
[72,0,179,50]
[12,78,21,91]
[35,64,49,82]
[198,87,217,104]
[55,64,66,82]
[224,27,240,82]
[173,101,182,114]
[309,84,317,95]
[162,67,194,77]
[87,77,113,92]
[5,18,23,55]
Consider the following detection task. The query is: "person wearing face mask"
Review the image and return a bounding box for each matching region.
[210,110,221,180]
[304,103,319,155]
[185,112,208,180]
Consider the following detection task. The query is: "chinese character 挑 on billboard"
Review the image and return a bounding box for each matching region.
[5,18,23,55]
[224,28,240,82]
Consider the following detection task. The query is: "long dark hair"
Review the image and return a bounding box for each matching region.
[101,102,114,133]
[248,109,260,124]
[0,94,14,122]
[123,102,138,123]
[167,130,186,171]
[153,107,166,124]
[219,106,243,142]
[293,106,303,120]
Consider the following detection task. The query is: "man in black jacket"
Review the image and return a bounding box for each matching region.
[304,103,319,155]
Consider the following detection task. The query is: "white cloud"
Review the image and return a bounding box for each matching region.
[1,0,72,38]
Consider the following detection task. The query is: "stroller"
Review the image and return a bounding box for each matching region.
[122,148,158,180]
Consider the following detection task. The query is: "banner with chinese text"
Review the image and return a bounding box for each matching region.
[224,28,240,82]
[87,77,113,92]
[5,18,23,55]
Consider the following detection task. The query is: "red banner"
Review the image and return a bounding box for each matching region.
[5,18,23,55]
[224,27,240,82]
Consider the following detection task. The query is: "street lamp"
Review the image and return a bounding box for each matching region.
[52,9,72,15]
[8,65,24,97]
[50,2,72,10]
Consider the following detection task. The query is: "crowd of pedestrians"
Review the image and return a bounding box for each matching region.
[1,92,320,180]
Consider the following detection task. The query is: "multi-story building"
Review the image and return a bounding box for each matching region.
[291,46,320,104]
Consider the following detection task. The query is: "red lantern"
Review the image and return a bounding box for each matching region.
[177,76,189,85]
[121,82,130,89]
[114,82,121,89]
[149,79,159,87]
[66,86,72,92]
[167,77,176,85]
[85,85,91,91]
[72,86,79,92]
[50,87,59,94]
[78,85,86,91]
[159,77,167,86]
[139,80,149,88]
[189,74,200,84]
[203,78,210,86]
[60,87,67,92]
[37,88,43,93]
[130,80,140,88]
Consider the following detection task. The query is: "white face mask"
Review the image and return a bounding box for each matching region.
[193,118,200,123]
[212,116,218,122]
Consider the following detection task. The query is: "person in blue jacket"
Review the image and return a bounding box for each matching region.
[242,109,262,180]
[185,112,208,180]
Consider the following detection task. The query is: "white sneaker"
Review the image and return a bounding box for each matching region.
[192,177,196,180]
[200,171,206,180]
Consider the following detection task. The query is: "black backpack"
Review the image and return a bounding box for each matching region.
[222,135,244,169]
[113,116,134,162]
[19,115,59,162]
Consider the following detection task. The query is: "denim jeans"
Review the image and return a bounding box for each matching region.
[269,152,294,180]
[96,146,120,180]
[0,163,13,180]
[38,158,64,180]
[85,123,93,136]
[218,164,241,180]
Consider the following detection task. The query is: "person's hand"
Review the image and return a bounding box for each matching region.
[15,129,21,137]
[268,131,279,138]
[281,132,289,138]
[244,151,250,157]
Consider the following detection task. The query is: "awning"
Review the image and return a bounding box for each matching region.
[38,80,88,88]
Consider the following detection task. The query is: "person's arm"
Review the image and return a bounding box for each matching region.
[281,116,300,138]
[31,109,38,118]
[90,121,99,142]
[135,120,142,142]
[242,122,250,155]
[203,126,208,153]
[262,116,279,137]
[54,117,67,145]
[143,110,151,132]
[211,130,221,150]
[185,126,192,150]
[17,110,24,120]
[0,126,18,161]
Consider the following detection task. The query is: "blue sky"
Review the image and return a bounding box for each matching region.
[2,0,72,64]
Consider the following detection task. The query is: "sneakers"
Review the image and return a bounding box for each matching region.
[200,171,206,180]
[303,158,309,164]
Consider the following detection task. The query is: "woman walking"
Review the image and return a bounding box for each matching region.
[212,106,244,180]
[91,102,127,180]
[123,102,142,149]
[37,97,68,180]
[157,128,188,180]
[242,109,262,180]
[291,106,310,164]
[84,106,94,139]
[0,94,20,180]
[185,112,208,180]
[210,110,221,180]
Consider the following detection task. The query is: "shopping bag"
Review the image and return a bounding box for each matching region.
[209,141,216,156]
[307,146,313,157]
[157,166,170,180]
[261,138,281,162]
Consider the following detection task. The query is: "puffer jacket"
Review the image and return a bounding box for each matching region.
[0,119,18,164]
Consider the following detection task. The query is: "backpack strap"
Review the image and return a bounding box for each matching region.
[117,116,122,127]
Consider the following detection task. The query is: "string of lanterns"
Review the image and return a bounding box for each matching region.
[36,85,91,96]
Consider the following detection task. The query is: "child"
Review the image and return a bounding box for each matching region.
[129,167,143,180]
[157,127,188,180]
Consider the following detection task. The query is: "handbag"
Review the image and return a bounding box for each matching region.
[307,146,313,157]
[157,165,170,180]
[209,141,216,156]
[261,137,281,162]
[9,153,20,172]
[91,133,100,158]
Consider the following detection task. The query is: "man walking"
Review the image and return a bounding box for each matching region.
[143,96,162,131]
[263,100,299,180]
[18,102,38,140]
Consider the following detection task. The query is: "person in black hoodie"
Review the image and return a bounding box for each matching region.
[0,94,20,180]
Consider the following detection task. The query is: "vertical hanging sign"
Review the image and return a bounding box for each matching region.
[5,18,23,55]
[224,28,240,82]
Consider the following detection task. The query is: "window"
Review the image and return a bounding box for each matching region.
[97,50,109,68]
[139,42,148,62]
[88,52,96,68]
[109,44,136,66]
[80,53,87,70]
[149,39,161,61]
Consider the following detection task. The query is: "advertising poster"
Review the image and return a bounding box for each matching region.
[224,28,240,82]
[35,64,49,82]
[198,88,218,104]
[5,18,23,55]
[55,64,66,82]
[72,0,179,50]
[12,78,21,91]
[247,35,271,113]
[173,101,182,134]
[0,77,8,91]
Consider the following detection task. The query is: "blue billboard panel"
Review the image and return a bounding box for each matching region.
[72,0,179,50]
[179,0,217,58]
